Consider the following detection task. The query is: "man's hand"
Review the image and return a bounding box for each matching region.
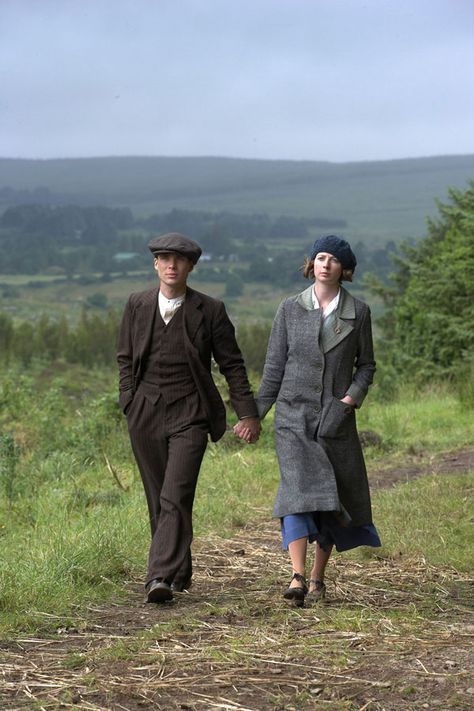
[233,417,261,444]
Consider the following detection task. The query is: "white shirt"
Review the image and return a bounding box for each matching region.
[311,288,340,318]
[158,291,185,324]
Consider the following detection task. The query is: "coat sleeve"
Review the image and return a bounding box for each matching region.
[116,297,135,412]
[210,301,259,419]
[345,306,376,407]
[255,300,288,419]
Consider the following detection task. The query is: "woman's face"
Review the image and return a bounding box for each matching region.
[313,252,343,286]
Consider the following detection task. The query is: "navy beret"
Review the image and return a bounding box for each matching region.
[148,233,202,264]
[310,235,357,272]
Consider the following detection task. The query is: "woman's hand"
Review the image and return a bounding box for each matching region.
[340,395,356,407]
[233,417,261,444]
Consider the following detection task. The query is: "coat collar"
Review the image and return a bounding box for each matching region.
[296,284,356,353]
[296,284,355,317]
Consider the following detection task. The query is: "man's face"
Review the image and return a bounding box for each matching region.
[154,252,193,291]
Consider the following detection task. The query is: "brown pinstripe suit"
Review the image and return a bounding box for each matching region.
[117,286,258,587]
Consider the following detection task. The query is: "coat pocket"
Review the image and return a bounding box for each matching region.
[318,397,354,439]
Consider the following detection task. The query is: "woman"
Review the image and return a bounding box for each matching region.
[253,235,380,605]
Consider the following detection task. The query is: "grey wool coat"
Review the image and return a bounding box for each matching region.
[256,285,376,526]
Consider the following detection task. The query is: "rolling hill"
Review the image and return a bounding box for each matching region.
[0,154,473,244]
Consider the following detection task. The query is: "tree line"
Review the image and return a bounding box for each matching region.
[0,203,396,282]
[2,183,472,388]
[0,308,271,376]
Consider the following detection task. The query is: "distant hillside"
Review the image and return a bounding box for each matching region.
[0,155,473,244]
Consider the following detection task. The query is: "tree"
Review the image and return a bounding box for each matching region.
[86,292,109,309]
[12,322,36,366]
[224,271,244,298]
[236,322,272,374]
[368,182,474,382]
[0,312,14,362]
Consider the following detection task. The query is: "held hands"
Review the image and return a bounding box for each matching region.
[233,417,261,444]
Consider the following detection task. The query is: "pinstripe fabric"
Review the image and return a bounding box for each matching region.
[117,286,259,440]
[140,307,196,404]
[118,285,258,588]
[126,312,210,586]
[127,386,209,586]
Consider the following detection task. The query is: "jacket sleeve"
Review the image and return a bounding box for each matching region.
[116,297,135,412]
[345,306,376,407]
[209,301,258,419]
[255,300,288,419]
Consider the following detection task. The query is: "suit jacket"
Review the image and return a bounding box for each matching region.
[117,286,258,442]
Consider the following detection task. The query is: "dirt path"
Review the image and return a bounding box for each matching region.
[368,447,474,491]
[1,448,473,711]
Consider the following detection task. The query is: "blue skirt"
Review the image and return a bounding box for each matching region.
[281,511,382,552]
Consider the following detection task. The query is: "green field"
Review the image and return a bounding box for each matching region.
[0,269,380,330]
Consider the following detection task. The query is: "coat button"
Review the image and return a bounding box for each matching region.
[334,326,341,334]
[315,384,321,392]
[344,406,353,414]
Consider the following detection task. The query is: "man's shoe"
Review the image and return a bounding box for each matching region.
[145,579,173,603]
[170,577,192,593]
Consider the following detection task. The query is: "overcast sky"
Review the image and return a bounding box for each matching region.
[1,0,473,162]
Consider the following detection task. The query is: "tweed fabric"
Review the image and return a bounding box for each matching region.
[256,285,376,525]
[148,233,202,264]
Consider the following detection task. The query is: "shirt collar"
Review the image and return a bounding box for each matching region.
[312,287,340,317]
[158,291,186,308]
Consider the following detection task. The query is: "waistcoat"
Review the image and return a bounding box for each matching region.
[140,304,196,404]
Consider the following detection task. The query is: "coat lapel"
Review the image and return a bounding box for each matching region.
[183,287,204,344]
[295,284,355,353]
[322,287,355,353]
[135,287,159,357]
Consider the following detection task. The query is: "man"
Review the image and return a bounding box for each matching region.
[117,233,261,603]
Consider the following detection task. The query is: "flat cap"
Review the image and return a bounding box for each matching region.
[148,233,202,264]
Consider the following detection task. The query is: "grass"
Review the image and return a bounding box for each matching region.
[0,307,471,699]
[0,370,472,639]
[3,526,467,708]
[357,382,474,457]
[0,267,377,328]
[373,473,473,571]
[0,270,281,325]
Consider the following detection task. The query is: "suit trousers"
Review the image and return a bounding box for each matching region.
[126,385,209,586]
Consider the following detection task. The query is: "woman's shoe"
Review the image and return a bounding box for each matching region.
[307,579,326,602]
[283,572,308,607]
